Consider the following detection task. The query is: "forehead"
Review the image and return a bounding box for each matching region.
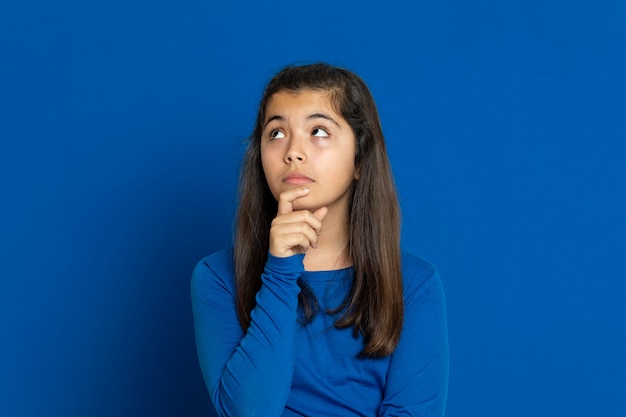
[264,89,338,118]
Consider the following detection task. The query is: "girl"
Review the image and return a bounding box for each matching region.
[191,63,449,416]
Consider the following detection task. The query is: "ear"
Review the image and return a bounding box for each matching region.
[354,166,361,180]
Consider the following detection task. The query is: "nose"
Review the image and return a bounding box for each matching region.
[284,135,306,164]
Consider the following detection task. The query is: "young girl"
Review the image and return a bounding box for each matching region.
[191,63,449,416]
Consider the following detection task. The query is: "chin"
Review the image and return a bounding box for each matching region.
[291,201,309,211]
[291,200,319,212]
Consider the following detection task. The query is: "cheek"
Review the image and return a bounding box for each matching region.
[260,144,279,171]
[333,150,358,180]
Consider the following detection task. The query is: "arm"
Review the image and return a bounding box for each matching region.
[379,261,449,417]
[191,252,304,417]
[192,188,326,416]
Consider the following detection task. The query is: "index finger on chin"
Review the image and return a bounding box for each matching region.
[277,187,310,215]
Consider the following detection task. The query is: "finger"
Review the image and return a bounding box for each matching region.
[285,233,315,252]
[272,210,324,235]
[272,222,320,248]
[312,207,328,236]
[277,187,310,215]
[270,228,317,256]
[313,206,328,221]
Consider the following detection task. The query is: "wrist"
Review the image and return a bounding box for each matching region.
[265,252,305,276]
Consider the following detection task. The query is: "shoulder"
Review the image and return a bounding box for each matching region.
[193,248,235,277]
[400,250,444,303]
[191,248,236,297]
[401,250,438,285]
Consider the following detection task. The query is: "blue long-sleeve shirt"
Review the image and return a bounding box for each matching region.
[191,249,448,416]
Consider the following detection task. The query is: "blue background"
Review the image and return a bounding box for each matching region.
[1,1,625,416]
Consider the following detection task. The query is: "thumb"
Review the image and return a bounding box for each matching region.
[313,206,328,220]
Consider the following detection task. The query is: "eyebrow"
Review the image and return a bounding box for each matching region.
[264,115,285,129]
[307,113,341,127]
[264,113,341,129]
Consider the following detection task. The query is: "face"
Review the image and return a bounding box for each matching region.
[260,89,358,214]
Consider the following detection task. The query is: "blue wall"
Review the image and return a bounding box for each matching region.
[2,1,624,416]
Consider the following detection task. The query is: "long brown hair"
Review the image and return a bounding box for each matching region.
[234,63,402,357]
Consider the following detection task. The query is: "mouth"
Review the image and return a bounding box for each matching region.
[283,172,314,185]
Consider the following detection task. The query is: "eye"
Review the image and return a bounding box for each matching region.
[269,129,285,139]
[312,127,330,137]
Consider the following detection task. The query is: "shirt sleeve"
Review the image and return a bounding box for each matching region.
[379,259,450,417]
[191,251,305,417]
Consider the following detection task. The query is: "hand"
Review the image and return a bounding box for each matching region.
[269,187,328,258]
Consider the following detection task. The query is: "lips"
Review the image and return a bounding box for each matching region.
[283,172,314,185]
